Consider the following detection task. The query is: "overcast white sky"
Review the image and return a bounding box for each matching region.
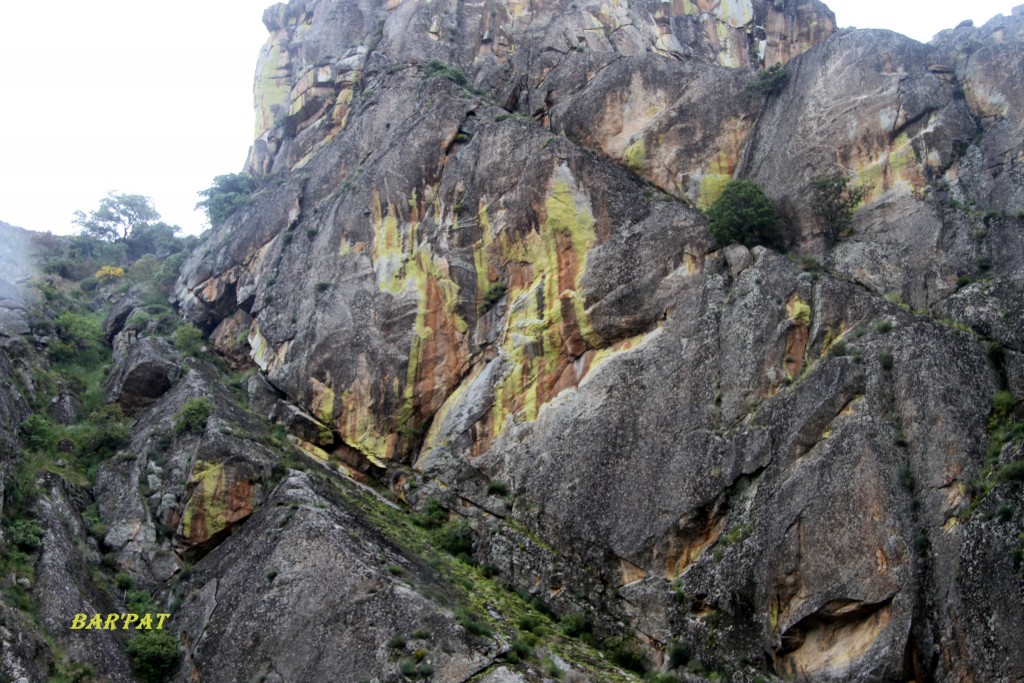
[0,0,1017,236]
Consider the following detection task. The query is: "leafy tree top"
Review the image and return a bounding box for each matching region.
[73,192,159,242]
[705,179,781,249]
[196,173,256,229]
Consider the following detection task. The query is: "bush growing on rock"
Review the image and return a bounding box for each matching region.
[126,631,182,683]
[435,519,473,557]
[810,171,870,245]
[745,63,789,97]
[7,519,45,551]
[173,323,203,357]
[705,180,782,249]
[174,398,214,436]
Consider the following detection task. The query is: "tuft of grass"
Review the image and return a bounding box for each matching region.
[996,460,1024,483]
[828,340,848,357]
[455,608,492,638]
[511,637,534,659]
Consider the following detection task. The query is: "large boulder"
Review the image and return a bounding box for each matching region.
[105,337,181,413]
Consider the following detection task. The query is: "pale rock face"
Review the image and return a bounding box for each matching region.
[242,0,836,179]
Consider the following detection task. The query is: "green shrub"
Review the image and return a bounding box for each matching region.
[389,634,407,649]
[70,404,131,467]
[705,180,782,250]
[997,504,1014,523]
[19,414,57,452]
[542,657,563,679]
[174,398,214,436]
[486,480,509,496]
[478,282,507,314]
[511,637,534,659]
[411,498,447,529]
[411,627,431,639]
[996,460,1024,483]
[423,59,468,86]
[745,63,789,97]
[435,520,474,557]
[516,614,545,634]
[810,171,870,245]
[605,635,647,673]
[668,641,691,668]
[7,519,45,551]
[398,657,418,677]
[173,323,203,356]
[559,610,591,637]
[875,320,893,334]
[126,631,181,683]
[828,340,848,357]
[196,173,256,229]
[878,351,894,371]
[992,391,1017,421]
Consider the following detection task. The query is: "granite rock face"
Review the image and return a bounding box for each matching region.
[0,223,37,340]
[173,473,499,683]
[2,1,1023,682]
[168,1,1024,680]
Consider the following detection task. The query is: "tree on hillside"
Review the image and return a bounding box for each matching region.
[196,173,256,229]
[125,221,183,260]
[73,192,160,242]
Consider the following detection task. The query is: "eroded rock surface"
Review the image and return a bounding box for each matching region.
[2,1,1023,682]
[169,1,1024,680]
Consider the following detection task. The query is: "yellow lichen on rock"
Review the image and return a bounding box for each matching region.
[482,166,604,440]
[180,461,255,549]
[254,42,291,139]
[787,296,812,326]
[624,138,646,172]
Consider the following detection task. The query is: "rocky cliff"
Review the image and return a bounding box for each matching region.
[3,2,1024,682]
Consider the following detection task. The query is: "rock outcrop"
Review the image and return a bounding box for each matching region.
[2,2,1024,682]
[104,337,181,413]
[169,1,1024,681]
